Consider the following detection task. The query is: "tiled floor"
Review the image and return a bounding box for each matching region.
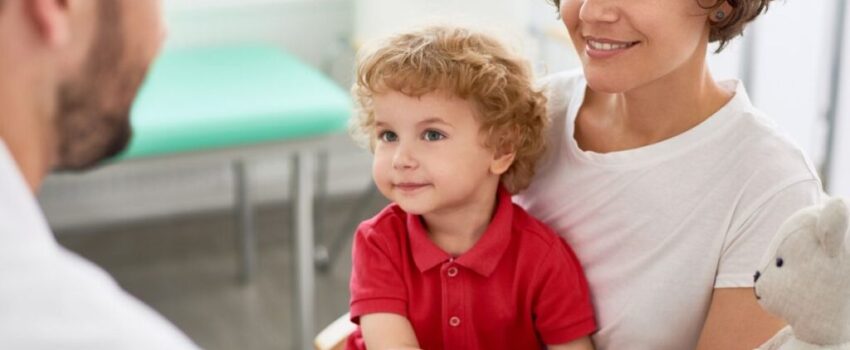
[56,192,388,350]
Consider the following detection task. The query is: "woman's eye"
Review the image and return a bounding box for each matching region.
[378,131,398,142]
[423,130,445,141]
[776,257,784,268]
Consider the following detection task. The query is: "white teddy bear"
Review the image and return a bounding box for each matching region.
[754,197,850,350]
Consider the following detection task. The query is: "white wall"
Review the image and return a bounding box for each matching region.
[744,0,837,168]
[163,0,353,70]
[354,0,530,50]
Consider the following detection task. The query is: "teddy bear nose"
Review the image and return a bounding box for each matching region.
[754,271,761,282]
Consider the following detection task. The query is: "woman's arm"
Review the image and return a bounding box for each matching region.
[548,336,594,350]
[360,313,421,350]
[695,288,785,350]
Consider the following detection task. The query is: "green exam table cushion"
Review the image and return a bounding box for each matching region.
[119,45,351,160]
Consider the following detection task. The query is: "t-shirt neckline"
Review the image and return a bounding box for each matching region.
[564,77,750,166]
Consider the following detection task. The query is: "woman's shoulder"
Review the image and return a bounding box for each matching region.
[708,106,823,215]
[706,81,820,185]
[730,109,819,183]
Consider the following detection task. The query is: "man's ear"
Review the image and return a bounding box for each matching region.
[490,150,516,176]
[24,0,70,47]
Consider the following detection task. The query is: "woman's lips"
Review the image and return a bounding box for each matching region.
[584,37,639,59]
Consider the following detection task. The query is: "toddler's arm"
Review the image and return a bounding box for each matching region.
[360,313,421,350]
[548,335,594,350]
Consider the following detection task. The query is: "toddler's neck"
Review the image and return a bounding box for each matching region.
[421,186,500,257]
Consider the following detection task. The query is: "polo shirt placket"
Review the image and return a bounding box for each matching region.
[440,258,467,349]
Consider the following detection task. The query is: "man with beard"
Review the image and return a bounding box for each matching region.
[0,0,197,348]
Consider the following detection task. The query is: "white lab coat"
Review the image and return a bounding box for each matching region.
[0,140,198,350]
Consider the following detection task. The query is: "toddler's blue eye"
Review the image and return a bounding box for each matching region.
[423,130,445,141]
[379,131,398,142]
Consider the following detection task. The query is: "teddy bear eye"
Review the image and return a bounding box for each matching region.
[776,257,784,268]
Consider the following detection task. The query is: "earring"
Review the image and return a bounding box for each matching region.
[714,10,726,21]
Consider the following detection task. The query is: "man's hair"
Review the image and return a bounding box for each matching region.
[351,25,548,194]
[547,0,773,53]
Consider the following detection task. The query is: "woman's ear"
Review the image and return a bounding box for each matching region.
[709,0,734,23]
[490,151,516,176]
[24,0,71,47]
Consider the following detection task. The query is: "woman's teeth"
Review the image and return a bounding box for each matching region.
[588,40,634,51]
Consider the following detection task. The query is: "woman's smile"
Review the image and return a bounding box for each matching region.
[584,37,640,59]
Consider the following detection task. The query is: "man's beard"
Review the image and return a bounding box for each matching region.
[54,2,147,170]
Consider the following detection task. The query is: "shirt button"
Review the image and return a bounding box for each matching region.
[449,316,461,327]
[447,267,458,277]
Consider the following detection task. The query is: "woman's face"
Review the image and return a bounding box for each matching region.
[561,0,713,93]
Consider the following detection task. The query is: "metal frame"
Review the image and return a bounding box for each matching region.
[822,0,847,191]
[233,159,257,284]
[292,151,317,350]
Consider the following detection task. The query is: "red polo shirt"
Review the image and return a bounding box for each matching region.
[346,187,596,349]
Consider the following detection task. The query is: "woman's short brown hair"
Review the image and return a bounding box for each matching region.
[700,0,773,52]
[351,25,548,194]
[548,0,773,52]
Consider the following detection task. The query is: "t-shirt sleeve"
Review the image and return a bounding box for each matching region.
[533,237,597,345]
[348,224,408,324]
[715,179,822,288]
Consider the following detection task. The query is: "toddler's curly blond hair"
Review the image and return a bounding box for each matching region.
[351,25,548,194]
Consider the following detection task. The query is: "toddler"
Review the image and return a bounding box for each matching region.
[346,25,596,350]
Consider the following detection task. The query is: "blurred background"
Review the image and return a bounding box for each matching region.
[35,0,849,349]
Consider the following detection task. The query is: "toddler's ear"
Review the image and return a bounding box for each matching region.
[490,151,516,175]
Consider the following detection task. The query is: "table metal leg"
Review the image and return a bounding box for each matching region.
[233,159,256,284]
[292,152,316,350]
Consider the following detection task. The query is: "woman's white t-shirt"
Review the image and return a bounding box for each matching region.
[515,70,822,350]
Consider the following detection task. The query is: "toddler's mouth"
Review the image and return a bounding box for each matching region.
[394,182,430,191]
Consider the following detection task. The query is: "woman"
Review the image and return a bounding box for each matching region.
[517,0,822,349]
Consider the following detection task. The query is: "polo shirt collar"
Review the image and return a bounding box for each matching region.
[407,186,514,277]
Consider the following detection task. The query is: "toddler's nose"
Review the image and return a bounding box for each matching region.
[392,146,417,170]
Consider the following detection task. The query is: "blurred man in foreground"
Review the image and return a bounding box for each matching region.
[0,0,197,348]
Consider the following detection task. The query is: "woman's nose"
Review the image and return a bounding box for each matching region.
[579,0,619,24]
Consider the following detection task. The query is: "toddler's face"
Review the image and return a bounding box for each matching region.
[370,90,503,215]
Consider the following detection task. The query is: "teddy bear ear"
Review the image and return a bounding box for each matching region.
[815,197,850,257]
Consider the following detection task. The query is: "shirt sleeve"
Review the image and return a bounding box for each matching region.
[349,224,408,324]
[532,237,597,345]
[715,179,822,288]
